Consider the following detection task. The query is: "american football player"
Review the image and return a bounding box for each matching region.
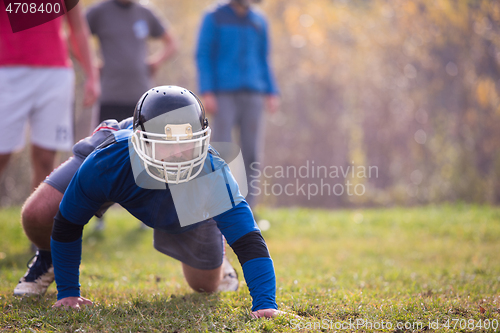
[44,86,281,318]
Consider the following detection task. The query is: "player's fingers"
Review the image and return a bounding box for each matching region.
[251,309,276,318]
[251,309,300,319]
[52,300,74,309]
[80,297,93,306]
[52,297,93,309]
[52,301,63,308]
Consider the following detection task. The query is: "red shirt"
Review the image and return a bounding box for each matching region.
[0,1,70,67]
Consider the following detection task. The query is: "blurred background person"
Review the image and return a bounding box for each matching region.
[3,0,496,214]
[195,0,280,209]
[85,0,177,230]
[0,2,99,194]
[86,0,177,124]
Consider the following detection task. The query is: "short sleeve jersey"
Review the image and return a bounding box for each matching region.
[86,0,167,104]
[0,1,69,67]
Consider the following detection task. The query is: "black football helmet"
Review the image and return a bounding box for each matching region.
[131,85,210,184]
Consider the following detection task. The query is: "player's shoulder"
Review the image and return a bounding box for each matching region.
[72,119,129,159]
[119,117,134,129]
[206,143,242,169]
[95,128,132,150]
[207,145,225,166]
[208,145,220,157]
[195,146,224,177]
[81,130,131,177]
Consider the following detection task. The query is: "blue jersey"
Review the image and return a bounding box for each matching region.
[51,128,277,311]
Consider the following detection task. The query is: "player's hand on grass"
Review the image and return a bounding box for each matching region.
[251,308,295,319]
[53,296,93,310]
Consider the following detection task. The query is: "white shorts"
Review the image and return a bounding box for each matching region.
[0,67,74,153]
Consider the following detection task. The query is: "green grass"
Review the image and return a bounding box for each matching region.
[1,204,500,332]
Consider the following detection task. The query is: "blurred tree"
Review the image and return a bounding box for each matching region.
[2,0,499,207]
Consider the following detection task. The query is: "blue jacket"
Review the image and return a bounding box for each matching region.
[195,3,278,94]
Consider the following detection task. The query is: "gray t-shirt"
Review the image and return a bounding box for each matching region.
[86,0,167,104]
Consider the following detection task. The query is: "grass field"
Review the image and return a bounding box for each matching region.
[1,204,499,332]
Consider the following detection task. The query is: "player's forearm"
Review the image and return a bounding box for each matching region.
[51,211,85,300]
[68,30,98,82]
[51,237,83,299]
[149,32,178,65]
[66,5,99,82]
[214,190,277,310]
[229,231,278,311]
[242,257,277,311]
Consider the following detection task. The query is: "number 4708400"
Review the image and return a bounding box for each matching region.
[443,319,498,331]
[5,2,61,14]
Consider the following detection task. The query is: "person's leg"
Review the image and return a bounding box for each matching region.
[237,92,265,208]
[0,68,33,178]
[16,154,114,295]
[0,153,11,177]
[211,93,237,143]
[14,182,62,296]
[15,155,83,296]
[24,138,79,250]
[153,220,238,293]
[30,145,57,193]
[181,263,222,293]
[30,68,74,168]
[21,183,63,250]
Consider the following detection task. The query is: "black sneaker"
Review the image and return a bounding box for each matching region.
[13,250,54,296]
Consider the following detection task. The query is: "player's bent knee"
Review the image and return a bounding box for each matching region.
[21,183,62,226]
[188,280,219,293]
[182,263,222,293]
[186,274,220,293]
[21,197,40,225]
